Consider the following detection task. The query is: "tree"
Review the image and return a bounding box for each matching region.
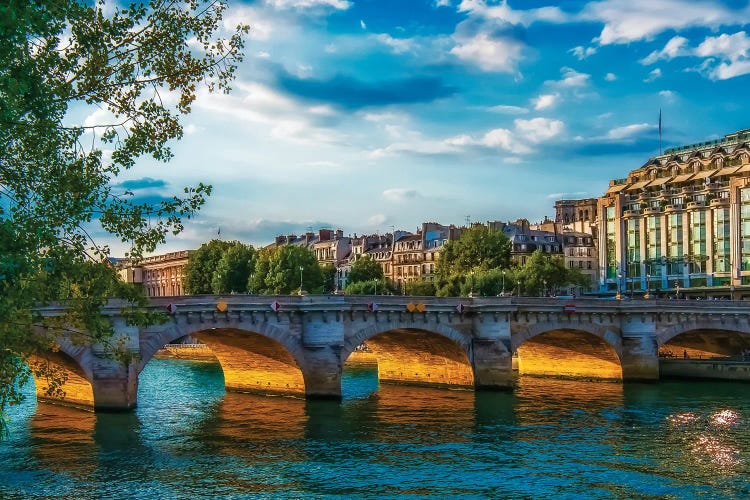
[514,250,571,296]
[320,264,337,294]
[436,226,511,279]
[248,247,273,294]
[211,242,255,294]
[0,1,246,428]
[184,240,233,294]
[344,279,398,295]
[405,280,436,296]
[264,246,323,295]
[347,256,384,285]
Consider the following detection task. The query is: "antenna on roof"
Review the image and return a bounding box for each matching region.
[658,108,663,156]
[464,215,471,226]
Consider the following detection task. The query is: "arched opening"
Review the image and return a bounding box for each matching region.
[660,329,750,360]
[27,350,94,409]
[189,328,306,397]
[516,328,622,381]
[344,328,474,390]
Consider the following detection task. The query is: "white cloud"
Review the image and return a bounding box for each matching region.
[267,0,351,10]
[659,90,677,102]
[195,80,344,146]
[606,123,655,140]
[532,93,559,110]
[548,67,591,88]
[374,33,413,53]
[435,0,452,7]
[382,188,420,202]
[570,46,597,60]
[360,19,367,30]
[224,5,273,41]
[486,104,529,114]
[696,31,750,79]
[256,51,271,59]
[582,0,747,46]
[458,0,571,27]
[368,214,388,226]
[370,118,564,158]
[514,118,566,143]
[604,72,617,81]
[450,27,525,73]
[644,68,662,82]
[641,36,690,64]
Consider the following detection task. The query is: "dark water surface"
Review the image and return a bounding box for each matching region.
[3,359,750,498]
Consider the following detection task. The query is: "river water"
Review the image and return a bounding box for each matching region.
[2,359,750,498]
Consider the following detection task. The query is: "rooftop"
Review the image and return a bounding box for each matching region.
[662,128,750,155]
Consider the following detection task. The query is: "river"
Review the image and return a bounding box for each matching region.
[2,359,750,498]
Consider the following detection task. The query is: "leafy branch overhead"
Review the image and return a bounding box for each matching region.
[0,0,247,422]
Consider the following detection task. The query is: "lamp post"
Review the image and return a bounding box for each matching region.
[299,265,304,295]
[616,272,622,299]
[645,273,651,299]
[517,280,521,297]
[501,270,506,296]
[469,270,475,298]
[249,273,255,295]
[542,279,547,297]
[374,278,379,295]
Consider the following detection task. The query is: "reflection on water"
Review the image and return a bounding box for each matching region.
[3,359,750,497]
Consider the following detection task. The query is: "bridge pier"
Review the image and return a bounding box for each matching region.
[91,363,139,411]
[620,316,659,381]
[302,345,342,400]
[472,339,514,390]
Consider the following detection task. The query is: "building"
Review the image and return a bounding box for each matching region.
[532,199,600,291]
[119,250,192,297]
[598,128,750,297]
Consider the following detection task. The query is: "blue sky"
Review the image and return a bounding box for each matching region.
[96,0,750,255]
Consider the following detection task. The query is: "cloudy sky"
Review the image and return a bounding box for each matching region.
[99,0,750,255]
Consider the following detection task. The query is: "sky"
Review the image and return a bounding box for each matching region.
[92,0,750,255]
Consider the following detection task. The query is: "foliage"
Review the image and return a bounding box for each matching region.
[344,279,398,295]
[248,247,272,294]
[211,242,256,294]
[405,280,436,296]
[184,239,233,294]
[436,274,465,297]
[0,1,246,419]
[347,256,384,284]
[435,226,511,279]
[514,250,586,296]
[263,246,323,295]
[320,264,337,294]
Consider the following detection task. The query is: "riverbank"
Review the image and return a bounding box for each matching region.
[153,344,217,362]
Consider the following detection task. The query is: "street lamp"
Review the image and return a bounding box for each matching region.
[645,273,651,299]
[542,279,547,297]
[249,273,255,295]
[501,270,506,296]
[616,272,622,300]
[374,278,379,295]
[299,265,304,295]
[517,280,521,297]
[469,270,475,298]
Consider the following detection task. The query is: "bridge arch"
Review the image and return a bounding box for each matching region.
[658,320,750,359]
[26,336,96,409]
[343,322,475,389]
[512,322,623,381]
[658,319,750,348]
[139,321,307,397]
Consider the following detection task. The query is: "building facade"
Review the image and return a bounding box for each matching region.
[598,128,750,296]
[119,251,192,297]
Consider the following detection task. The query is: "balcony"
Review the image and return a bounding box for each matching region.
[623,208,642,217]
[665,204,684,212]
[643,206,662,215]
[706,182,729,192]
[709,196,730,207]
[681,185,694,194]
[686,200,706,209]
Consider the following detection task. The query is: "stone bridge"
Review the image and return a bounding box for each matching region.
[30,296,750,411]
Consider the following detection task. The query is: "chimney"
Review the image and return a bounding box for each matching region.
[275,235,285,245]
[335,229,343,239]
[318,228,332,241]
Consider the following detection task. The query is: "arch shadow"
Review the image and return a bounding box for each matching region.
[512,323,623,381]
[343,323,474,390]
